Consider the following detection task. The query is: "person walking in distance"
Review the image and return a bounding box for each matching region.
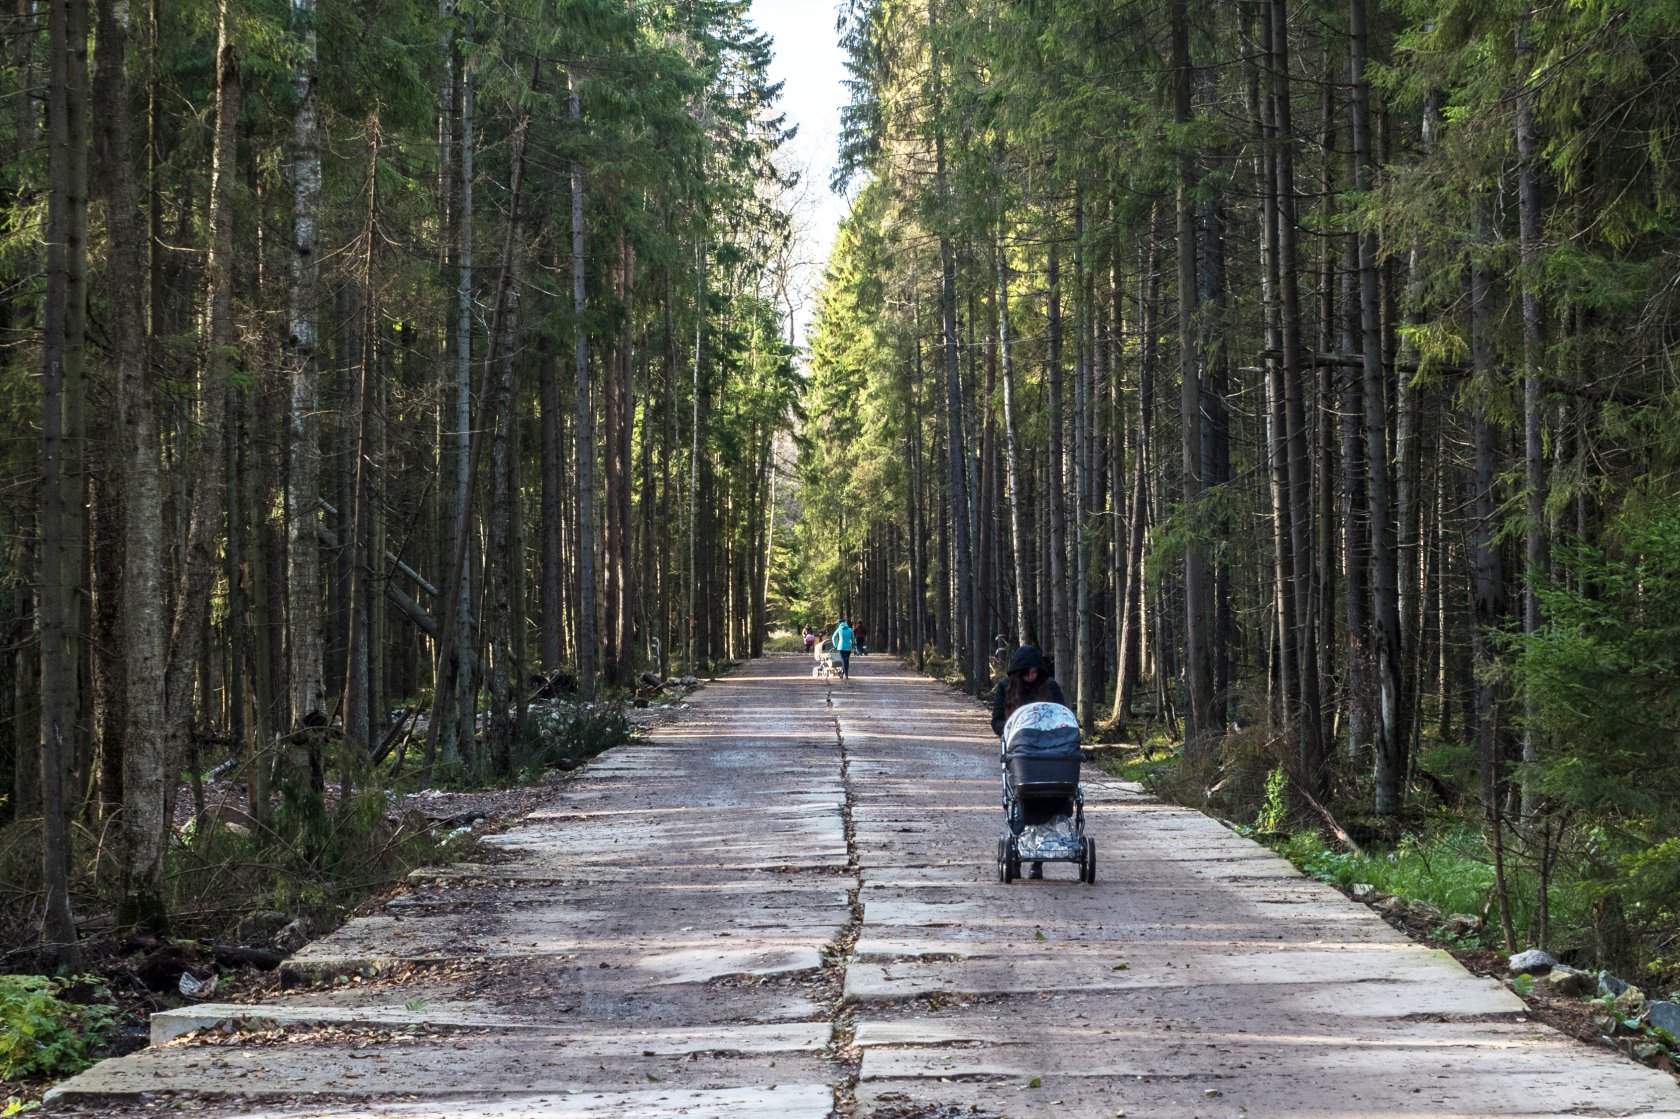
[831,617,857,680]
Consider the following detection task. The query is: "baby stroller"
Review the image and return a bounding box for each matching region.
[812,640,845,681]
[996,701,1094,883]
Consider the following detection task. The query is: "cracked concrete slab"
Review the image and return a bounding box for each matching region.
[832,661,1680,1118]
[44,655,1680,1118]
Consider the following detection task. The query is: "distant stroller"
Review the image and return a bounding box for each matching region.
[996,701,1094,883]
[812,639,846,681]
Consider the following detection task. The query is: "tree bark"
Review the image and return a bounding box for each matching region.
[537,252,565,672]
[1515,17,1546,822]
[1113,212,1160,728]
[995,231,1029,646]
[1351,0,1405,815]
[1270,0,1325,791]
[572,75,599,692]
[285,0,324,750]
[934,89,974,691]
[1173,0,1214,755]
[1045,238,1069,686]
[37,0,80,960]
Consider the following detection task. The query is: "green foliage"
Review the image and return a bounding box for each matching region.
[1512,502,1680,936]
[1276,825,1508,931]
[0,976,118,1081]
[1256,765,1288,834]
[169,782,456,938]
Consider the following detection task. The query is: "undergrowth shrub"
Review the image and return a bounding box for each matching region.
[0,976,117,1080]
[520,701,632,773]
[169,782,457,940]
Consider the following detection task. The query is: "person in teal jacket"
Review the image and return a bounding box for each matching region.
[830,618,857,679]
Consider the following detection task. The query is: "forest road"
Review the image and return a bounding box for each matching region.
[46,654,1680,1118]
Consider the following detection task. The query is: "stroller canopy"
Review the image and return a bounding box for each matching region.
[1002,701,1080,757]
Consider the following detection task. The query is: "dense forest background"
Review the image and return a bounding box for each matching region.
[1,0,800,958]
[793,0,1680,981]
[5,0,1680,996]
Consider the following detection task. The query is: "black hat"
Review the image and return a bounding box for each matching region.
[1006,644,1052,677]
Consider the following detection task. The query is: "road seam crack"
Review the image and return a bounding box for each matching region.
[823,687,863,1118]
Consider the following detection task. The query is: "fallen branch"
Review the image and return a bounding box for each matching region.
[1296,784,1365,858]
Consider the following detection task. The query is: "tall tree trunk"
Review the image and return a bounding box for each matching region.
[938,214,973,687]
[1514,18,1546,823]
[1113,213,1160,728]
[447,11,477,759]
[1270,0,1325,791]
[1173,0,1214,755]
[285,0,324,748]
[341,125,380,785]
[1045,239,1068,683]
[37,0,81,960]
[537,252,565,672]
[486,214,523,775]
[165,0,237,737]
[98,0,167,932]
[996,232,1029,646]
[423,99,531,782]
[572,75,599,692]
[1469,197,1515,951]
[1072,194,1093,731]
[1351,0,1405,815]
[63,0,89,815]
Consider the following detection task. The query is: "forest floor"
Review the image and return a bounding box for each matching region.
[38,655,1680,1118]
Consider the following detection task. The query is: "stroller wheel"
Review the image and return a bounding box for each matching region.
[1082,838,1097,885]
[996,838,1007,883]
[1004,836,1021,883]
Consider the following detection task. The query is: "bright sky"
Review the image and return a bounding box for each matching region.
[750,0,851,350]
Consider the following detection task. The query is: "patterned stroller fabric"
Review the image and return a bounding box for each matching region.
[1002,701,1081,758]
[996,703,1094,882]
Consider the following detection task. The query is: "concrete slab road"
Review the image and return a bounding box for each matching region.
[46,654,1680,1118]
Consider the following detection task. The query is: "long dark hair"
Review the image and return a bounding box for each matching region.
[1003,670,1051,720]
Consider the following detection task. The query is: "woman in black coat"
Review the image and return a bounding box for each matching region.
[990,644,1069,737]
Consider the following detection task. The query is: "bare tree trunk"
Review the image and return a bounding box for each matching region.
[1469,198,1515,951]
[448,11,477,759]
[1045,239,1068,683]
[1113,213,1160,728]
[62,0,89,814]
[1514,18,1546,822]
[1072,194,1093,731]
[1173,0,1214,755]
[424,99,532,781]
[1351,0,1405,815]
[37,0,80,960]
[486,225,522,775]
[604,232,635,685]
[935,102,974,690]
[1270,0,1325,791]
[572,75,598,692]
[164,0,237,751]
[285,0,324,751]
[537,252,565,672]
[97,0,167,932]
[341,125,380,787]
[996,231,1029,646]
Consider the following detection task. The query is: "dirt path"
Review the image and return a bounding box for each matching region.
[47,655,1680,1117]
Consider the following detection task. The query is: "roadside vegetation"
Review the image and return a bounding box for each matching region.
[0,697,640,1105]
